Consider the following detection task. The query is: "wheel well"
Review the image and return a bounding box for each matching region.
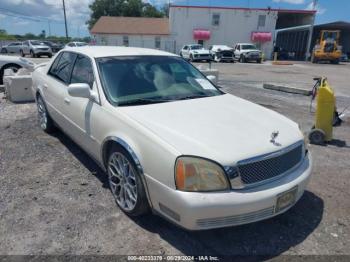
[0,63,22,72]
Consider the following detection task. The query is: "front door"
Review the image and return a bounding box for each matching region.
[61,54,101,159]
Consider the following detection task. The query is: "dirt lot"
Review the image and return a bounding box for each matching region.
[0,61,350,257]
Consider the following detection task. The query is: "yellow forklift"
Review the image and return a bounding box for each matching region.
[311,30,342,64]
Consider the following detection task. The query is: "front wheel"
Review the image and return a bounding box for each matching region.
[1,48,7,53]
[107,145,149,216]
[239,55,245,63]
[30,50,36,58]
[20,50,25,57]
[36,96,56,133]
[257,58,262,63]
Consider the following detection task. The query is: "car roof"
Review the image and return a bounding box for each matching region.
[63,46,178,58]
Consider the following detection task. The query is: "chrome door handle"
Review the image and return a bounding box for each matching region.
[64,98,70,104]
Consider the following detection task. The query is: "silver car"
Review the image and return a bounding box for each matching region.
[0,42,23,54]
[20,40,53,58]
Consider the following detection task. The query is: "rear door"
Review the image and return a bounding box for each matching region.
[44,51,77,130]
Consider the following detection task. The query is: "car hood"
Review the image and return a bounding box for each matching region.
[191,49,210,54]
[119,94,303,165]
[242,49,261,53]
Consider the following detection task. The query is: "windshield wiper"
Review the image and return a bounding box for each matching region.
[174,94,212,101]
[117,98,172,106]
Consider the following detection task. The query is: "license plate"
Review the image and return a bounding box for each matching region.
[275,186,298,213]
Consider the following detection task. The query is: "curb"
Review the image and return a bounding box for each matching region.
[263,83,311,96]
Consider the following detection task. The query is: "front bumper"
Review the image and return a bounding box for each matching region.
[146,153,312,230]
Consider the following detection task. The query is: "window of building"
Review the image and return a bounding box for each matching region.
[123,36,129,46]
[155,37,161,49]
[258,15,266,27]
[212,13,220,26]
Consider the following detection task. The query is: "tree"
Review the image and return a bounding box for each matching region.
[87,0,166,30]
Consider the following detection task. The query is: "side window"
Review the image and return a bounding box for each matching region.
[70,55,94,88]
[183,46,188,50]
[123,36,129,47]
[155,37,161,49]
[212,13,220,26]
[51,52,77,84]
[258,15,266,28]
[48,52,63,76]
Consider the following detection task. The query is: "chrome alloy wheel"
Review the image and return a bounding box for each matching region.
[108,152,138,211]
[37,97,48,130]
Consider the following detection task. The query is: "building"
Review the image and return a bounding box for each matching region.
[276,21,350,60]
[91,4,316,59]
[91,16,174,52]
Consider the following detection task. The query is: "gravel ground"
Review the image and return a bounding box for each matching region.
[0,63,350,257]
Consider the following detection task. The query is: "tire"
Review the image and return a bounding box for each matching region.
[20,50,25,57]
[189,54,194,62]
[239,55,245,63]
[179,52,183,57]
[107,144,149,216]
[30,50,36,58]
[1,48,7,54]
[36,95,56,133]
[308,129,325,145]
[48,54,52,58]
[0,64,21,85]
[257,58,262,64]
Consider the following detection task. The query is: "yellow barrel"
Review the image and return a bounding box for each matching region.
[315,78,335,141]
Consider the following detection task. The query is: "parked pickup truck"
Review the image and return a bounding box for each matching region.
[234,43,262,63]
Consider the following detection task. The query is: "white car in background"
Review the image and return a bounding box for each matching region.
[20,40,53,58]
[32,46,312,230]
[65,42,88,48]
[0,42,23,54]
[180,44,212,62]
[0,55,35,85]
[234,43,263,63]
[209,45,234,62]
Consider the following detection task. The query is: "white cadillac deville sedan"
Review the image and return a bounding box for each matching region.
[32,47,312,230]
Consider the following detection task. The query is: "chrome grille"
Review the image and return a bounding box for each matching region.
[238,142,303,185]
[196,206,274,228]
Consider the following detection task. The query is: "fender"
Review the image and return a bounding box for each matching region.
[101,136,154,209]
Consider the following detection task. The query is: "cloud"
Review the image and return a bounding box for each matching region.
[272,0,305,4]
[305,2,326,14]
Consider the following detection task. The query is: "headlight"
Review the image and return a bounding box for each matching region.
[175,157,229,192]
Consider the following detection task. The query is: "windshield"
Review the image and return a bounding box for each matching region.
[31,41,44,46]
[97,56,222,106]
[241,44,257,50]
[191,45,203,50]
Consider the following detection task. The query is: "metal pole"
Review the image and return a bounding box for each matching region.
[62,0,68,39]
[305,1,317,61]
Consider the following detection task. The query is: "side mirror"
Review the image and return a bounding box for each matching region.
[68,83,91,98]
[206,75,216,82]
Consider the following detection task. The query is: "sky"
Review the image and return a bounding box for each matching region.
[0,0,349,38]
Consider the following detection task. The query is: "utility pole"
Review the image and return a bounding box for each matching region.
[305,0,317,61]
[62,0,68,39]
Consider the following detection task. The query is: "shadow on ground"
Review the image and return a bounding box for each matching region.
[53,130,324,257]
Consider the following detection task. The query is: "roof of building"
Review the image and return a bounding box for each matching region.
[170,4,316,14]
[64,46,177,58]
[314,21,350,30]
[90,16,170,35]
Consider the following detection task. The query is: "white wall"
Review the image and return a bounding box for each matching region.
[93,34,176,53]
[170,7,278,57]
